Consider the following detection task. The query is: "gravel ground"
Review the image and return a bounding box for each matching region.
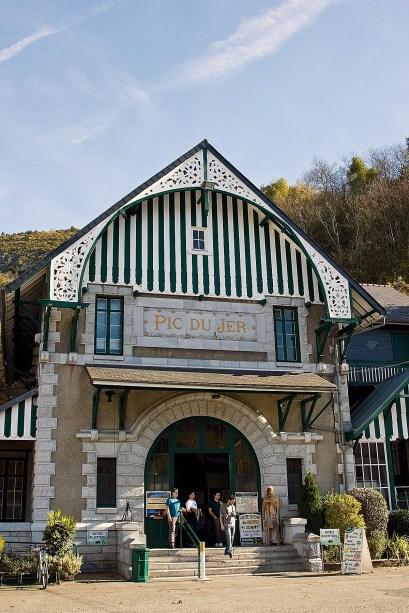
[1,568,409,613]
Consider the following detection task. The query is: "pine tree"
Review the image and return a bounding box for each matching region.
[297,470,323,535]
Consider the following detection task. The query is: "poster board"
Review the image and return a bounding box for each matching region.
[320,528,341,546]
[239,513,263,546]
[342,527,373,574]
[146,490,170,518]
[235,492,259,514]
[87,530,108,545]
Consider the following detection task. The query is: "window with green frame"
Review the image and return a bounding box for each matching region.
[274,307,300,362]
[95,297,123,355]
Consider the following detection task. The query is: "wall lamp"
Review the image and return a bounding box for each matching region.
[211,393,221,400]
[105,390,116,403]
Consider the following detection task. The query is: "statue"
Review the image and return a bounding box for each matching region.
[262,486,282,545]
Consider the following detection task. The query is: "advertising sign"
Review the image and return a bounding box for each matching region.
[235,492,259,514]
[320,528,341,546]
[342,527,373,575]
[146,490,170,518]
[87,530,108,545]
[239,513,263,546]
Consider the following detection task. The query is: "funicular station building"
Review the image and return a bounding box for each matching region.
[0,141,385,576]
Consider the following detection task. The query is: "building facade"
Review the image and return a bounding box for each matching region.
[1,141,384,573]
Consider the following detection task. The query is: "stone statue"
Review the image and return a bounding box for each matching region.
[262,486,282,545]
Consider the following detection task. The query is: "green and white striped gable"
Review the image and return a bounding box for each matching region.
[361,387,409,441]
[0,389,37,441]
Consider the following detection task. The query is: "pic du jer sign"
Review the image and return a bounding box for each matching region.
[142,308,258,341]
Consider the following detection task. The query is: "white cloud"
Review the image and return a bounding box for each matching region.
[0,0,121,63]
[159,0,337,89]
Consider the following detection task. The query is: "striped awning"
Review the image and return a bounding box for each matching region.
[348,370,409,441]
[0,389,37,440]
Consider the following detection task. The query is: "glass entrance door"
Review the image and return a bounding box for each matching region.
[145,417,260,548]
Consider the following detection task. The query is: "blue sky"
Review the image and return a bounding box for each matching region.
[1,0,408,233]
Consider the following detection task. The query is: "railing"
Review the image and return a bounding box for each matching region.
[348,363,408,385]
[178,513,205,579]
[395,486,409,510]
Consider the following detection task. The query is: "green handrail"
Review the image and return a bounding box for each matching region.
[179,514,201,578]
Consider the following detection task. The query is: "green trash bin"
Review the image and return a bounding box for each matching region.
[131,547,150,582]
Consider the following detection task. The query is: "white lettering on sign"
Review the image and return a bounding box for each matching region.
[143,308,258,341]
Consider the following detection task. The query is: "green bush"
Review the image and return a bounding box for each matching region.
[48,551,83,579]
[347,488,388,537]
[367,529,388,559]
[0,553,37,575]
[387,534,409,560]
[388,509,409,537]
[43,509,77,557]
[0,535,5,556]
[324,493,365,540]
[297,470,323,535]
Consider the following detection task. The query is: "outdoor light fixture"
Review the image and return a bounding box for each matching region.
[105,390,115,403]
[211,393,221,400]
[201,180,217,191]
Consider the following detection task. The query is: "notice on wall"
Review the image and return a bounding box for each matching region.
[239,513,263,546]
[87,530,108,545]
[146,490,171,518]
[320,528,341,546]
[235,492,259,514]
[342,527,373,574]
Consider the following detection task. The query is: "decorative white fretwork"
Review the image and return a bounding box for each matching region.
[208,154,263,205]
[50,217,113,302]
[134,154,203,201]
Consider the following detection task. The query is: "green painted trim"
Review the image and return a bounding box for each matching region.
[222,194,231,296]
[4,407,11,437]
[101,229,108,283]
[384,406,397,509]
[306,260,315,302]
[242,201,252,298]
[374,415,381,439]
[89,249,96,283]
[147,201,154,291]
[91,388,101,430]
[169,193,176,292]
[42,306,51,352]
[253,210,263,294]
[211,191,220,295]
[135,203,142,285]
[278,394,297,431]
[112,216,120,284]
[17,401,25,437]
[124,212,131,285]
[232,198,242,297]
[158,195,165,292]
[295,250,304,296]
[285,240,294,296]
[119,389,129,431]
[308,394,333,428]
[301,395,320,431]
[263,224,273,294]
[274,230,284,295]
[30,401,37,438]
[37,300,89,309]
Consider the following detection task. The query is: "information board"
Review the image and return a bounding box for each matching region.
[235,492,259,514]
[320,528,341,546]
[342,527,373,575]
[87,530,108,545]
[239,513,263,546]
[146,490,170,518]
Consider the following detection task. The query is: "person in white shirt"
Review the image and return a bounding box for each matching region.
[185,491,198,543]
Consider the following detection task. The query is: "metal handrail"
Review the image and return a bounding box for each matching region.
[179,514,202,578]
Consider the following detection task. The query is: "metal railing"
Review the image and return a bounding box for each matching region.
[178,514,206,580]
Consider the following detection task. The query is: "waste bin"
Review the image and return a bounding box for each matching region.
[131,547,150,582]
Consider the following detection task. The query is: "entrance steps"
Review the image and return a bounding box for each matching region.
[148,546,304,579]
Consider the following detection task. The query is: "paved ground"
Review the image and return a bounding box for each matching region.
[1,568,409,613]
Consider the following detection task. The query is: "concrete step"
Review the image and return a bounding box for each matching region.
[149,562,304,578]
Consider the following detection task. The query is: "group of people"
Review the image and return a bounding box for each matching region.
[165,486,282,556]
[165,489,237,558]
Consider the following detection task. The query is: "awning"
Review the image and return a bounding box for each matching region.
[86,366,335,394]
[0,389,37,440]
[347,369,409,441]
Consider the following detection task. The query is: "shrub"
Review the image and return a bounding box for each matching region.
[387,534,409,561]
[0,553,37,575]
[347,488,388,537]
[324,493,365,540]
[297,470,323,535]
[388,509,409,537]
[48,551,83,579]
[43,509,77,557]
[0,535,5,556]
[367,529,388,559]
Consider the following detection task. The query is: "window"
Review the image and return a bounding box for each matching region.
[274,307,300,362]
[192,228,206,251]
[97,458,116,507]
[95,297,123,355]
[354,441,389,505]
[286,459,303,504]
[0,457,27,521]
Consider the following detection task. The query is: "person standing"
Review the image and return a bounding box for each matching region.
[185,491,198,544]
[208,491,223,547]
[166,488,181,549]
[221,494,237,558]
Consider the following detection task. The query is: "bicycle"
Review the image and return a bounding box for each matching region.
[32,545,49,589]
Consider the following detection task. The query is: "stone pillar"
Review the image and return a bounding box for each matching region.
[116,522,146,579]
[282,518,322,572]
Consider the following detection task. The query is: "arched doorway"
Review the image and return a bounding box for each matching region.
[144,416,261,548]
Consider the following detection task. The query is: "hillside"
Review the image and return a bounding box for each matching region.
[0,227,79,288]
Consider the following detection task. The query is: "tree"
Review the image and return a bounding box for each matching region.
[297,470,323,535]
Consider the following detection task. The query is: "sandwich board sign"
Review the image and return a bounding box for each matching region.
[342,527,373,574]
[320,529,340,546]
